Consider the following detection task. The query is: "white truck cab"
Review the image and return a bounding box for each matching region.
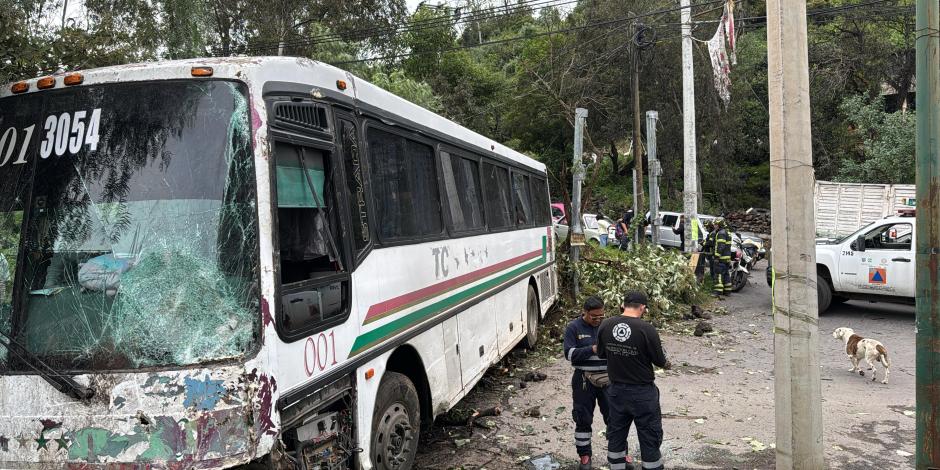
[814,211,916,312]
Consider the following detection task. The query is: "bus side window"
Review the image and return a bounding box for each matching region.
[441,151,485,232]
[531,177,551,225]
[274,140,350,334]
[366,127,443,241]
[511,172,532,226]
[482,162,512,230]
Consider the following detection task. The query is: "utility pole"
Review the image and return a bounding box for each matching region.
[680,0,699,253]
[766,0,824,468]
[915,0,940,466]
[647,111,661,246]
[570,108,588,299]
[632,23,645,243]
[61,0,69,29]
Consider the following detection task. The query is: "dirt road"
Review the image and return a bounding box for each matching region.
[414,262,916,469]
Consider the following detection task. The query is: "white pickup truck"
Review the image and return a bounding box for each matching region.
[810,212,915,312]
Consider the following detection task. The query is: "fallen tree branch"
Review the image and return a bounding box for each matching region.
[468,406,502,436]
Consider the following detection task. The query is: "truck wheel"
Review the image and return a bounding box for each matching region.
[523,285,540,349]
[371,372,420,470]
[818,278,833,314]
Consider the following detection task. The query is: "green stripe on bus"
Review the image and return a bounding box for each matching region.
[349,243,548,356]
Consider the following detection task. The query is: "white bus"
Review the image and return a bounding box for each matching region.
[0,57,558,469]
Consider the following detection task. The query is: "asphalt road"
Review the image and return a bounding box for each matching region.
[414,261,916,469]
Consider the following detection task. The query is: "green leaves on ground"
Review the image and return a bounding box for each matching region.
[560,244,708,321]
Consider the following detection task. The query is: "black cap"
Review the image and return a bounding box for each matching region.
[622,291,648,306]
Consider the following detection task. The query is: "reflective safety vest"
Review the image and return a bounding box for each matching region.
[714,229,732,261]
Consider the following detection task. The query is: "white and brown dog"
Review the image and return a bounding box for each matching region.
[832,327,890,384]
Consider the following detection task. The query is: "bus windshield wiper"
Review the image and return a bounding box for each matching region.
[0,330,95,400]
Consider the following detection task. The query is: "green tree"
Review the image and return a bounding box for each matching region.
[370,69,443,112]
[836,95,915,184]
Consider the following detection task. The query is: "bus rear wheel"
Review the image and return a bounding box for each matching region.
[523,285,540,349]
[371,372,420,470]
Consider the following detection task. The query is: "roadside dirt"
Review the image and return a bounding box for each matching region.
[414,261,916,469]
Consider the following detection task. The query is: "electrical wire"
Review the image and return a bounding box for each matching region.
[226,0,726,56]
[328,0,725,65]
[225,0,582,55]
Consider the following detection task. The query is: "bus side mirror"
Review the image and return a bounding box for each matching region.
[855,235,866,252]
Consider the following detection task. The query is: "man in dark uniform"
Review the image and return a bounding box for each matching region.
[563,296,609,469]
[672,215,686,252]
[713,218,733,296]
[702,220,717,283]
[597,291,670,470]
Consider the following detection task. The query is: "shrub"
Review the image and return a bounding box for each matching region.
[558,243,708,322]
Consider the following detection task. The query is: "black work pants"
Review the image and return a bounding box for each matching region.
[606,383,664,470]
[572,369,609,457]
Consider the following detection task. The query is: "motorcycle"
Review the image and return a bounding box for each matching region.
[729,233,766,292]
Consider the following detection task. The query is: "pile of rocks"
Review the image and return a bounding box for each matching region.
[725,209,771,236]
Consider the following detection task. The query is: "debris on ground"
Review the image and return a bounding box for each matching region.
[523,406,541,418]
[467,406,502,435]
[523,453,562,470]
[741,437,769,452]
[694,321,714,337]
[685,305,713,320]
[523,371,548,382]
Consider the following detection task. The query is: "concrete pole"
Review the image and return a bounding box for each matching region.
[570,108,588,299]
[632,32,646,243]
[766,0,824,468]
[61,0,69,29]
[914,0,940,465]
[647,111,661,246]
[680,0,699,253]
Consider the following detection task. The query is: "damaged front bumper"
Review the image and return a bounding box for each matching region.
[0,363,276,469]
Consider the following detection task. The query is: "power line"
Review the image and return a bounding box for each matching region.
[691,0,908,24]
[226,0,581,55]
[240,0,577,53]
[227,0,724,56]
[328,0,725,65]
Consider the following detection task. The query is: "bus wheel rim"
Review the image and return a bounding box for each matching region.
[376,402,413,469]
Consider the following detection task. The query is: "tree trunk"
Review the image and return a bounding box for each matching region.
[608,141,619,173]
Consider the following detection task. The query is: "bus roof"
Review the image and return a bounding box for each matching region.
[1,56,545,172]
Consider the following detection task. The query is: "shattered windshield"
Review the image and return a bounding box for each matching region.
[0,80,259,371]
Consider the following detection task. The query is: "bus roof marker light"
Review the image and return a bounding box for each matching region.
[336,80,347,91]
[36,77,56,89]
[10,82,29,94]
[191,67,214,77]
[63,73,84,86]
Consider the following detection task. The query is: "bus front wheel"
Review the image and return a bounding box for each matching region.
[371,372,420,470]
[523,285,540,349]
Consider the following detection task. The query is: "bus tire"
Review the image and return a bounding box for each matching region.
[371,372,420,470]
[523,285,540,349]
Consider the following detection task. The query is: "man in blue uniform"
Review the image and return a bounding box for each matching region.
[563,296,609,469]
[713,218,733,296]
[597,291,670,470]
